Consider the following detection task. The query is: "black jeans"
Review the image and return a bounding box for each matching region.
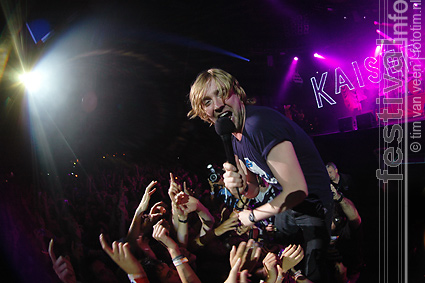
[274,202,333,283]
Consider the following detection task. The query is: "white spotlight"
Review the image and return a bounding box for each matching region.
[19,71,43,93]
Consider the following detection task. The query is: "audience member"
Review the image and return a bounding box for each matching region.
[327,184,364,283]
[1,152,367,283]
[152,219,201,283]
[326,162,356,201]
[99,234,149,283]
[49,239,77,283]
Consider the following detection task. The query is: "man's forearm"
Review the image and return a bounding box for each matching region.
[252,189,306,221]
[269,189,306,213]
[176,218,189,247]
[127,208,144,241]
[251,202,280,222]
[168,247,201,283]
[196,203,214,232]
[339,197,361,225]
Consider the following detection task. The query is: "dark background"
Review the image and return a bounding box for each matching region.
[0,0,424,282]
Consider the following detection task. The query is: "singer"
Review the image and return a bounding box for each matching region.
[187,68,333,282]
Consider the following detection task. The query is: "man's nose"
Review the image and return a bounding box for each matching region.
[213,98,225,112]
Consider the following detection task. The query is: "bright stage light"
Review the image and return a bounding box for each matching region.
[294,56,299,61]
[374,45,382,57]
[314,53,325,59]
[19,71,43,92]
[376,29,393,40]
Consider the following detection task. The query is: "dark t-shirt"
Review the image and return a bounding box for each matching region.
[232,105,332,211]
[332,173,357,202]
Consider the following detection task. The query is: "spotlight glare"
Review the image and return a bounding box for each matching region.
[374,45,382,57]
[313,53,325,60]
[294,56,299,61]
[19,71,43,92]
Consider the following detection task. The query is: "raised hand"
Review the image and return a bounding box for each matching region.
[229,239,262,274]
[168,173,180,201]
[175,191,190,206]
[49,239,77,283]
[279,244,304,273]
[99,234,146,275]
[152,219,177,250]
[224,257,250,283]
[214,213,240,236]
[330,184,340,200]
[135,181,157,216]
[168,173,188,204]
[149,201,166,222]
[179,195,199,215]
[174,181,190,206]
[262,252,278,283]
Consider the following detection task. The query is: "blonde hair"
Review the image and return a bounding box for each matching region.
[187,68,247,124]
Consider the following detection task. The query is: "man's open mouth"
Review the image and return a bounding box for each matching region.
[218,111,232,119]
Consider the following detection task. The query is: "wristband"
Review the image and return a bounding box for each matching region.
[173,256,188,267]
[290,269,303,281]
[172,255,185,262]
[128,273,149,283]
[336,193,344,203]
[178,218,188,223]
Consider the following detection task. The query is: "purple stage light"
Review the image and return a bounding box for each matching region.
[374,45,382,57]
[276,55,300,105]
[376,29,393,40]
[314,53,325,60]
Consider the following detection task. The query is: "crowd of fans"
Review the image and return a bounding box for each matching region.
[0,155,363,283]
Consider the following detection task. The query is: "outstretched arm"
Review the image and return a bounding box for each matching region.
[194,211,239,247]
[262,252,278,283]
[48,239,77,283]
[224,141,307,226]
[168,173,190,246]
[181,195,215,236]
[277,245,310,283]
[127,181,157,246]
[331,184,361,228]
[152,220,201,283]
[99,234,149,283]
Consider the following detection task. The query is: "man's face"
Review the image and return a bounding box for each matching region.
[202,80,245,132]
[327,166,338,182]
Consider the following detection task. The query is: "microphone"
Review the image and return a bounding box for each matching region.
[215,116,249,204]
[214,116,236,167]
